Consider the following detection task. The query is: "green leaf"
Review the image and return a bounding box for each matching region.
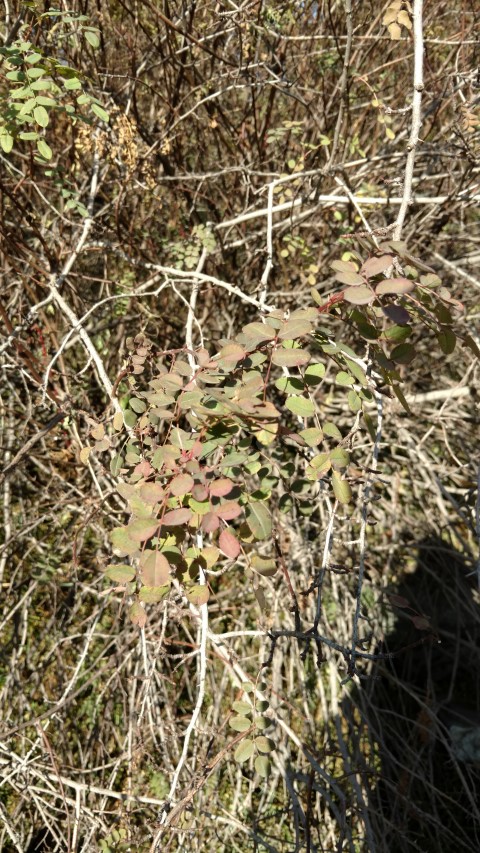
[111,527,139,556]
[35,96,57,107]
[25,52,43,64]
[323,422,342,440]
[26,67,45,79]
[84,29,100,48]
[33,105,49,127]
[390,343,415,364]
[129,397,147,413]
[392,384,411,414]
[347,390,362,412]
[307,453,331,479]
[250,554,277,576]
[186,584,209,605]
[437,327,456,355]
[344,359,368,386]
[0,132,14,153]
[255,736,276,754]
[384,325,412,343]
[336,371,355,386]
[63,77,82,90]
[110,454,124,476]
[254,755,271,777]
[285,396,315,417]
[303,362,325,385]
[332,471,352,504]
[232,701,252,715]
[234,739,254,763]
[36,138,52,160]
[139,585,170,603]
[91,102,109,122]
[104,564,135,583]
[299,427,323,446]
[330,447,350,469]
[275,376,305,395]
[229,715,252,732]
[245,502,271,540]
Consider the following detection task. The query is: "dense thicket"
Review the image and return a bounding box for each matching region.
[0,2,479,851]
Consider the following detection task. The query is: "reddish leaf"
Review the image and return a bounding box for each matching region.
[343,285,375,305]
[330,259,358,273]
[192,483,209,501]
[217,342,247,364]
[162,507,193,526]
[140,551,171,586]
[170,473,195,497]
[219,527,241,559]
[129,601,147,628]
[209,477,235,497]
[241,322,276,344]
[334,271,365,286]
[375,277,415,296]
[215,500,242,521]
[201,511,220,533]
[139,481,165,505]
[361,254,394,278]
[278,318,314,340]
[271,348,311,367]
[127,518,160,542]
[134,459,153,477]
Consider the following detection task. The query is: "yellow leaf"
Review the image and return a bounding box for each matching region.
[80,446,91,464]
[397,10,412,29]
[388,22,402,39]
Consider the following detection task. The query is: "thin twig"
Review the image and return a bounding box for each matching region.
[393,0,424,241]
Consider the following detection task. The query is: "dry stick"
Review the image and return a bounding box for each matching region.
[41,274,170,381]
[39,149,124,414]
[45,287,120,412]
[393,0,424,242]
[0,799,23,853]
[0,411,66,487]
[154,573,209,838]
[324,0,353,170]
[475,464,480,591]
[258,179,277,311]
[185,248,208,368]
[347,392,383,680]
